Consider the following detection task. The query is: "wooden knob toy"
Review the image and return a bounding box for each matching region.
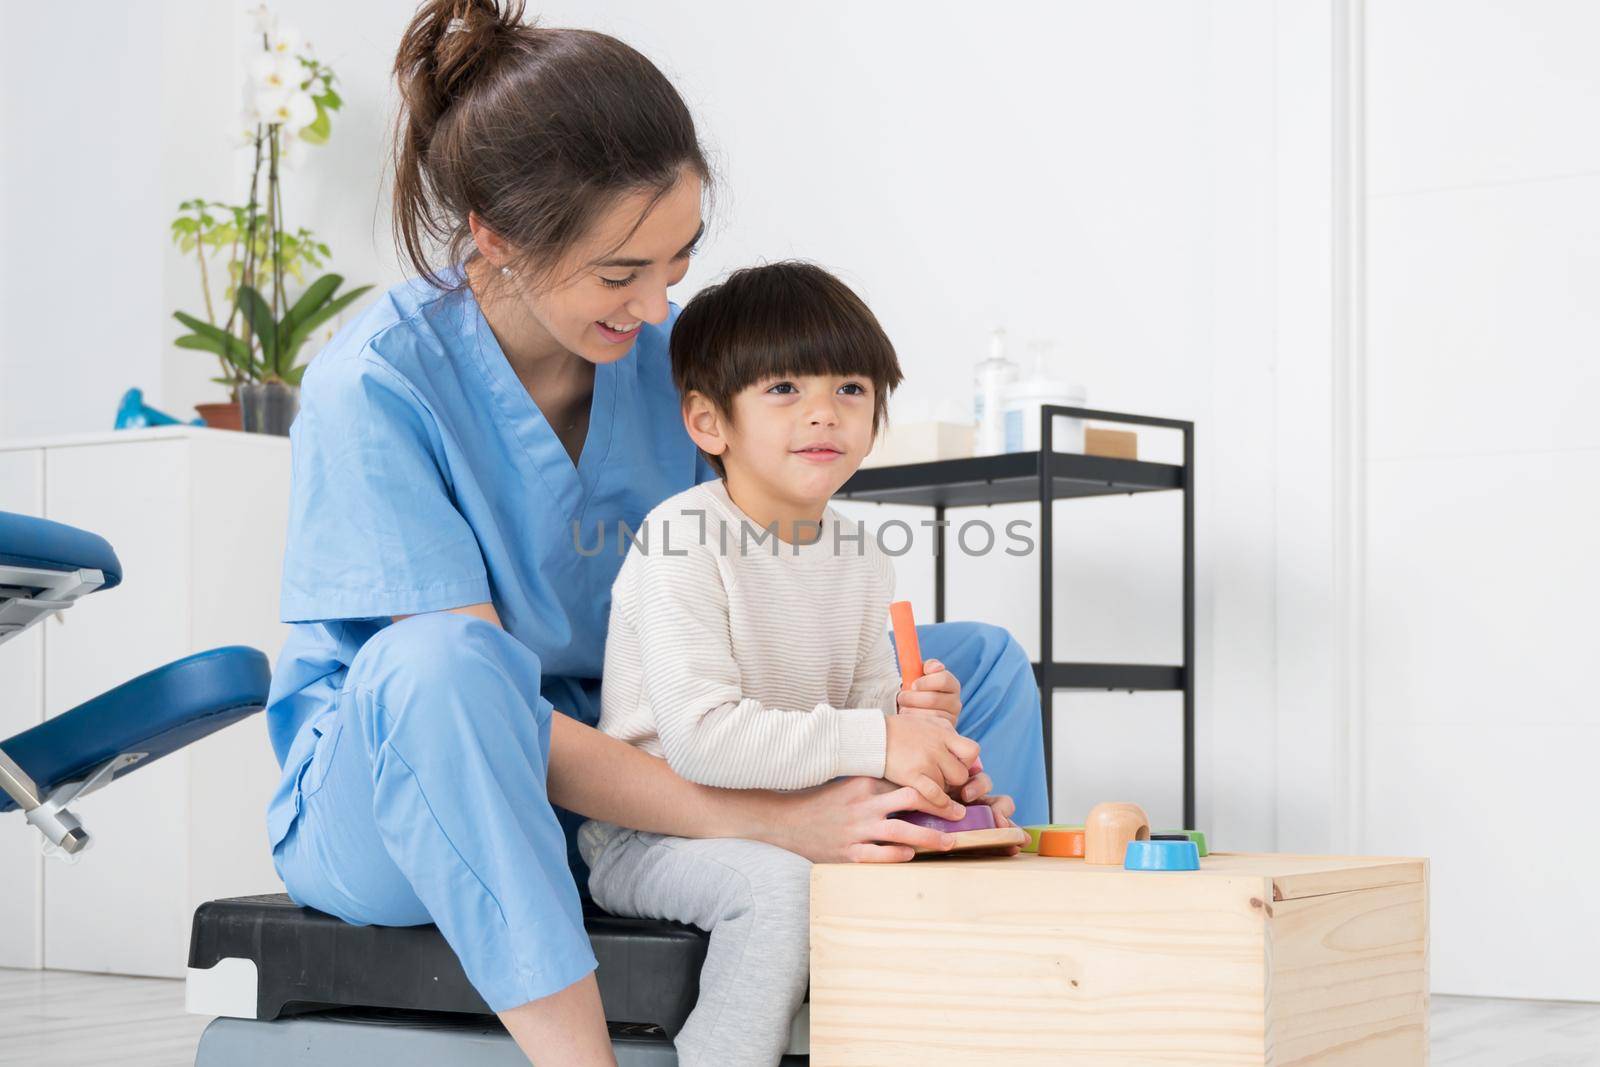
[1083,801,1150,865]
[887,601,1028,856]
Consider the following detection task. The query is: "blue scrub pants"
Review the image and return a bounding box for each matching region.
[272,612,1045,1013]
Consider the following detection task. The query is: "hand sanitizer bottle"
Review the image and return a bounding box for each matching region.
[1002,339,1088,452]
[973,328,1017,456]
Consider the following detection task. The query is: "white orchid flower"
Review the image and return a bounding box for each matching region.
[246,3,276,35]
[259,89,317,130]
[251,53,303,94]
[267,26,303,58]
[254,86,285,119]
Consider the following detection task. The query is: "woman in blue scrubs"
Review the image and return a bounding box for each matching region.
[268,4,1047,1064]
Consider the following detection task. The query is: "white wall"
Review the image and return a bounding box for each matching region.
[1358,0,1600,999]
[0,3,167,439]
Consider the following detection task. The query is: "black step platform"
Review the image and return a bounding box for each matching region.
[190,894,709,1036]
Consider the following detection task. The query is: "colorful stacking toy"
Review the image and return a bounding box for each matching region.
[1026,816,1211,869]
[886,601,1028,856]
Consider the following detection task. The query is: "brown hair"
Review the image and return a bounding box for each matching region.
[670,262,904,476]
[392,0,710,289]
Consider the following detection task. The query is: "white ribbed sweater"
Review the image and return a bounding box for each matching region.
[597,480,899,789]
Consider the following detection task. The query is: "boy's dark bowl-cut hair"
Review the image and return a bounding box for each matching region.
[670,261,904,476]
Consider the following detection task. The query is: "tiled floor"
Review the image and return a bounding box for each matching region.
[4,966,1599,1065]
[1,968,208,1067]
[1432,993,1600,1066]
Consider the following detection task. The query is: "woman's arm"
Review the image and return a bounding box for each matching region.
[404,602,981,861]
[550,713,1004,863]
[548,714,996,863]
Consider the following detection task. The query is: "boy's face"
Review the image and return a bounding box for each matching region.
[701,373,877,508]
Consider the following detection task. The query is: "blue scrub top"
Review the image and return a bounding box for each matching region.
[265,270,708,849]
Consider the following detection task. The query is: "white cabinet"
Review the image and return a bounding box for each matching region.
[0,427,291,977]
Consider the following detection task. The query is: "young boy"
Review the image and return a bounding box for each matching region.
[578,262,983,1066]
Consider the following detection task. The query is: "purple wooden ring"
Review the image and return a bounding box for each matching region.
[891,804,997,833]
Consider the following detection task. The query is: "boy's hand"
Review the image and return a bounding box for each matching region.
[883,713,977,808]
[895,657,961,728]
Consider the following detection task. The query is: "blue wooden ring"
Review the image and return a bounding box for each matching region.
[1124,839,1201,871]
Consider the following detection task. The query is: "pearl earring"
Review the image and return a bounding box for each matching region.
[500,265,513,277]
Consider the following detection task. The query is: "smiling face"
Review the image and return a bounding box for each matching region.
[691,373,879,517]
[472,169,704,365]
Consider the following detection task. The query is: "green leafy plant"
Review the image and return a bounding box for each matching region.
[241,274,372,386]
[170,200,336,386]
[175,273,370,387]
[169,7,365,392]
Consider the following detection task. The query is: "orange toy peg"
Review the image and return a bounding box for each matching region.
[889,600,923,688]
[1038,828,1086,858]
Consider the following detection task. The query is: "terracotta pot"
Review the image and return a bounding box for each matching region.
[194,401,243,431]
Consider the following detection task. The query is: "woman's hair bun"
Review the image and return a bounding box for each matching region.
[394,1,526,135]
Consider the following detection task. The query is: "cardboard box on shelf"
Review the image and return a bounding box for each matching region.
[1084,426,1137,459]
[860,421,975,468]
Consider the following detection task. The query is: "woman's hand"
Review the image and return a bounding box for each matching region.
[547,712,1022,862]
[765,774,1024,862]
[894,657,961,727]
[766,776,975,863]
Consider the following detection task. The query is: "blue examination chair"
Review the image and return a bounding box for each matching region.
[0,511,270,856]
[2,510,803,1065]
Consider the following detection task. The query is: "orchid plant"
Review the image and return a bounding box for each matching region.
[172,5,369,392]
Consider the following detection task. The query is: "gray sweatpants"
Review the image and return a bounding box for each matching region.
[578,822,810,1067]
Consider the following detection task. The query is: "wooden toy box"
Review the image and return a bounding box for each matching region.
[810,852,1429,1065]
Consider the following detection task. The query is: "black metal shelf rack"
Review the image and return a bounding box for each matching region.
[839,406,1196,827]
